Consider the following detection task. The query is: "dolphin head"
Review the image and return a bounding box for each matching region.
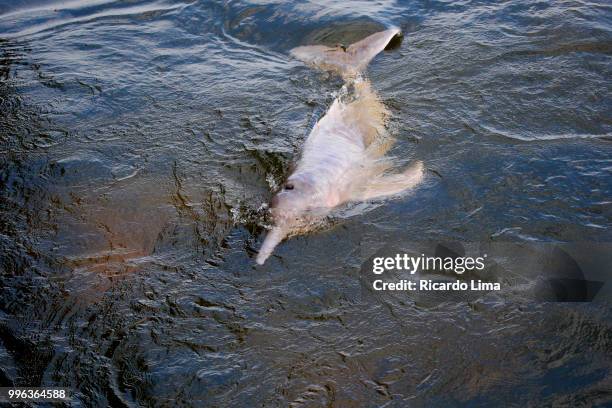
[256,174,324,265]
[270,175,319,222]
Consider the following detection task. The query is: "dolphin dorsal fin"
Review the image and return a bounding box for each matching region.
[290,28,402,78]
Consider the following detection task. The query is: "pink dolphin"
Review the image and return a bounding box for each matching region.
[256,28,424,264]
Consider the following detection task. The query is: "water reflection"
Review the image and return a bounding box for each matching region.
[0,0,611,406]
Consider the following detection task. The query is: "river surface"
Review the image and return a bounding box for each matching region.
[1,0,611,407]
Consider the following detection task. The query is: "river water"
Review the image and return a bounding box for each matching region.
[1,0,611,406]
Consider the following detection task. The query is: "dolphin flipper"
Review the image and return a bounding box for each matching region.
[358,161,424,201]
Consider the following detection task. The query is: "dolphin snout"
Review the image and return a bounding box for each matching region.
[256,226,287,265]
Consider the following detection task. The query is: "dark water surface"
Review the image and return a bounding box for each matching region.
[1,0,611,406]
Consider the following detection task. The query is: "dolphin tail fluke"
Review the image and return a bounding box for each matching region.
[255,226,287,265]
[290,27,402,77]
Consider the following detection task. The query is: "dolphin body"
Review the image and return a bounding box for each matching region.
[256,27,424,265]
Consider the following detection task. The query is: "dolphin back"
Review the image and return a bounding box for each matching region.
[290,28,402,77]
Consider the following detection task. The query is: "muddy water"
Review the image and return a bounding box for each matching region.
[1,0,611,406]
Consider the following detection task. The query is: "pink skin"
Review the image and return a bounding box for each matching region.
[256,109,367,265]
[255,28,424,265]
[256,173,334,265]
